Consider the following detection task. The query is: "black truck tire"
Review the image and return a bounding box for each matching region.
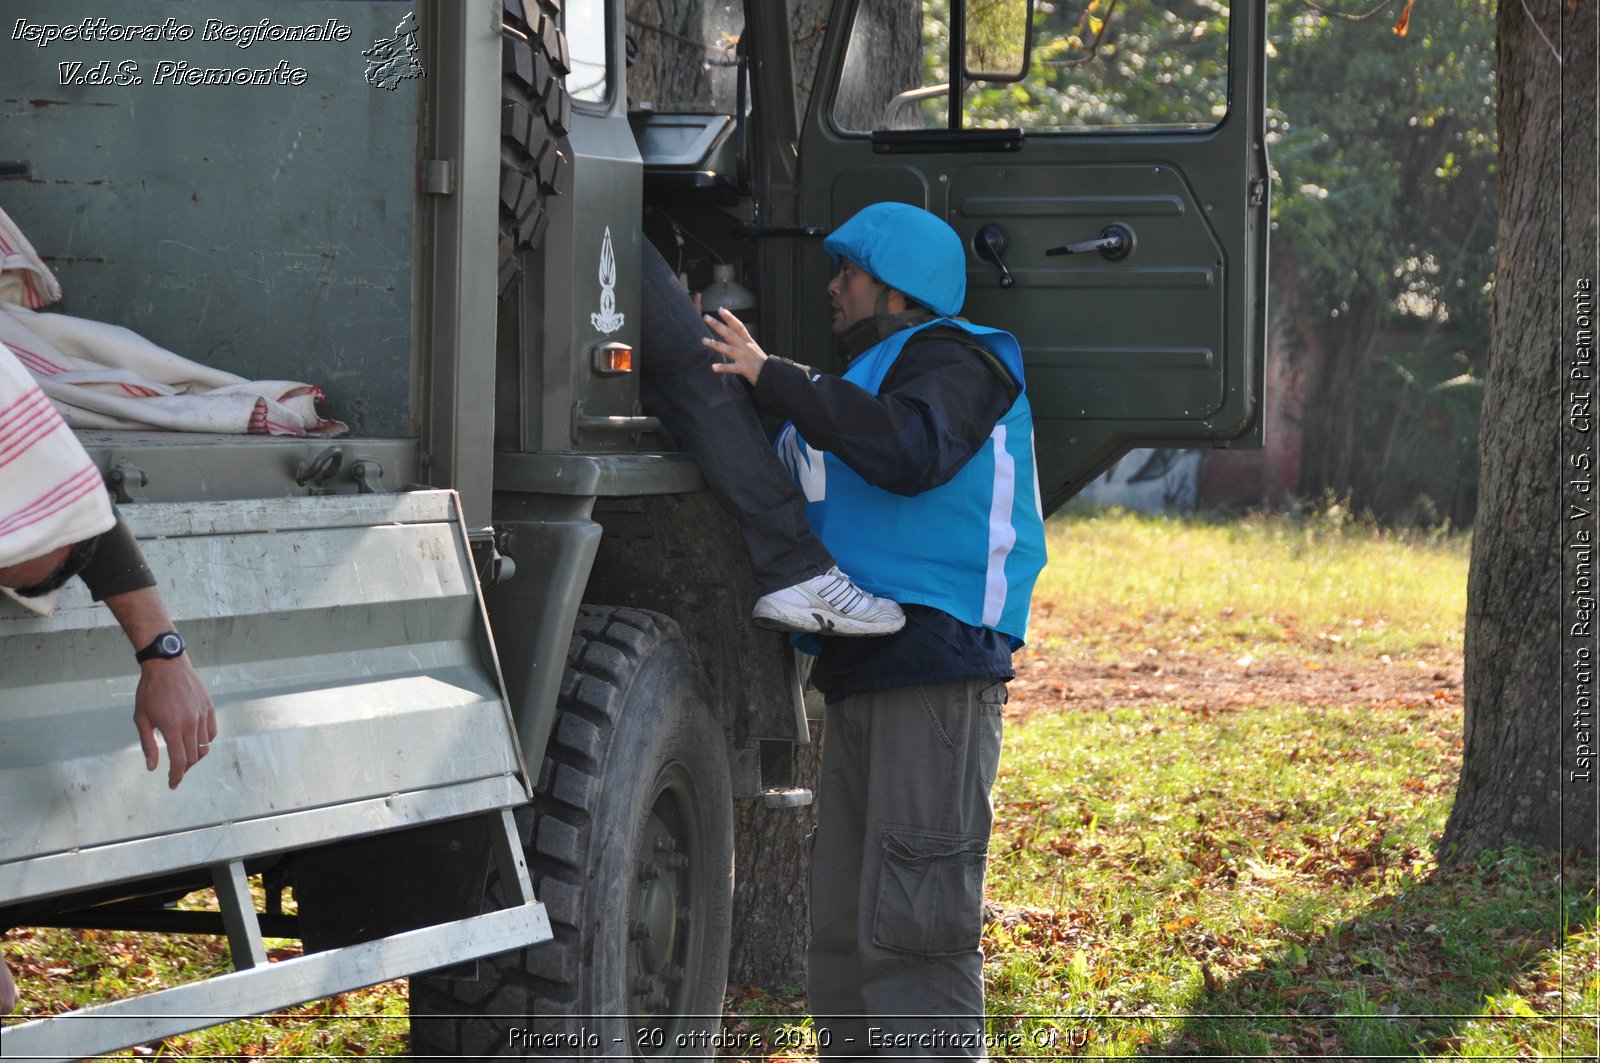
[410,607,734,1059]
[499,0,571,295]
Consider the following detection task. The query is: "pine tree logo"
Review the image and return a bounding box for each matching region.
[590,227,626,334]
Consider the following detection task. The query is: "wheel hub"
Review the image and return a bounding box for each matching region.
[634,828,679,972]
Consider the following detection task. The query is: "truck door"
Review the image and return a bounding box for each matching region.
[791,0,1269,514]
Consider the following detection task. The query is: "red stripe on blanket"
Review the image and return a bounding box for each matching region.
[6,343,68,376]
[0,230,54,310]
[0,381,50,420]
[0,394,61,469]
[0,464,103,538]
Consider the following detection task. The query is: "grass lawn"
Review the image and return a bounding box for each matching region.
[6,508,1595,1060]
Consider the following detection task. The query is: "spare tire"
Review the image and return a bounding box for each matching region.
[499,0,571,295]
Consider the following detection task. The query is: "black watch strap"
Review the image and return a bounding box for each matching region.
[135,631,185,663]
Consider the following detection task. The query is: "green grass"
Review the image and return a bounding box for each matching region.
[1033,506,1470,661]
[8,508,1592,1061]
[4,883,409,1057]
[981,702,1595,1059]
[974,509,1591,1061]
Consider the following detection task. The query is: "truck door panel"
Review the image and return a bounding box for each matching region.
[795,0,1269,514]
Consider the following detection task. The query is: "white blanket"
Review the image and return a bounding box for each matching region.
[0,338,115,614]
[0,206,345,437]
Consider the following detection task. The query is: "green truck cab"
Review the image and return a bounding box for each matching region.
[0,1,1266,1057]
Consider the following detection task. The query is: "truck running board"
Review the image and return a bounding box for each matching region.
[1,810,549,1061]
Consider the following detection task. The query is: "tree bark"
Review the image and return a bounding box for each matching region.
[728,720,824,988]
[1442,0,1597,857]
[789,0,834,122]
[624,0,739,109]
[831,1,923,131]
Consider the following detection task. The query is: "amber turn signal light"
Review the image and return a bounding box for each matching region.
[592,341,633,375]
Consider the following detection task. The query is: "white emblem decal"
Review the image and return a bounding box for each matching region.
[590,226,625,334]
[776,425,827,503]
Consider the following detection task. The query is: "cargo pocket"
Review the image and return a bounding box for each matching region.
[871,828,988,956]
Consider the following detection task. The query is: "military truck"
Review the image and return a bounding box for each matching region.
[0,0,1267,1057]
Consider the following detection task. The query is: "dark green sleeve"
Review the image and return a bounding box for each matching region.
[78,513,156,602]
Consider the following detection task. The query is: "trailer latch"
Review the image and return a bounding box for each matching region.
[106,461,149,504]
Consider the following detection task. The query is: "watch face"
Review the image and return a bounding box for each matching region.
[158,633,184,657]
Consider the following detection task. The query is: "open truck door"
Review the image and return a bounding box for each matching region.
[788,0,1270,512]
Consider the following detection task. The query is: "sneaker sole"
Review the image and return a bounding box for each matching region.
[750,603,906,637]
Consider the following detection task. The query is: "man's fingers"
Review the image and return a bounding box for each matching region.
[715,305,749,334]
[163,727,191,789]
[703,309,748,340]
[134,713,160,772]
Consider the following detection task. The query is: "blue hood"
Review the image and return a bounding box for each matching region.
[822,203,967,318]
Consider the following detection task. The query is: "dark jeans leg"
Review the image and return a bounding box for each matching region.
[638,239,833,593]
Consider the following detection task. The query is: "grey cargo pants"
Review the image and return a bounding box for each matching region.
[807,679,1006,1059]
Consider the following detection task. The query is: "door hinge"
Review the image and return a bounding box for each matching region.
[422,159,456,195]
[1248,177,1268,209]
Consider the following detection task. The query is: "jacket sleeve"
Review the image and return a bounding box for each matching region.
[751,335,1016,496]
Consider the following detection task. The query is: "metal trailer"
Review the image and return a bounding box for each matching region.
[0,0,1269,1057]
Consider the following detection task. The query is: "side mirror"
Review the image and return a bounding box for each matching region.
[961,0,1035,84]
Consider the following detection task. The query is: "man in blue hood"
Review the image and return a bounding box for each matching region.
[700,202,1047,1056]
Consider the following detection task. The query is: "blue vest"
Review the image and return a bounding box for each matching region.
[774,319,1048,646]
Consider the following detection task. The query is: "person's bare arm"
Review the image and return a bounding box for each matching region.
[0,545,71,589]
[101,586,216,789]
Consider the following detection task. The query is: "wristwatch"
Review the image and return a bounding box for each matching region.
[135,631,186,663]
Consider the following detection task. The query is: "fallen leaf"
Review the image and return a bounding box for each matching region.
[1393,0,1416,36]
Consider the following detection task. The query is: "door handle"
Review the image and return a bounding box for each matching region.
[1046,222,1134,261]
[972,224,1016,288]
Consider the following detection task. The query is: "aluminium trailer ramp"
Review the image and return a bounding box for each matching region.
[0,491,548,1061]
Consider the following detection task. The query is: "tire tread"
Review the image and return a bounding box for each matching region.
[412,606,729,1058]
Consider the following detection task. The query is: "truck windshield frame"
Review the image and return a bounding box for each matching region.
[827,0,1234,137]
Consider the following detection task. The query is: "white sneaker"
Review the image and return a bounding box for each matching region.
[752,566,906,636]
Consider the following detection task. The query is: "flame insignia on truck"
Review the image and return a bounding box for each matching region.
[590,227,626,334]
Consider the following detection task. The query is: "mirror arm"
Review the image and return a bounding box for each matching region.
[949,0,966,131]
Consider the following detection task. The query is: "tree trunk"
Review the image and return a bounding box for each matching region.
[831,1,923,131]
[728,719,824,988]
[789,0,834,122]
[1442,0,1597,857]
[624,0,739,109]
[1296,292,1386,504]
